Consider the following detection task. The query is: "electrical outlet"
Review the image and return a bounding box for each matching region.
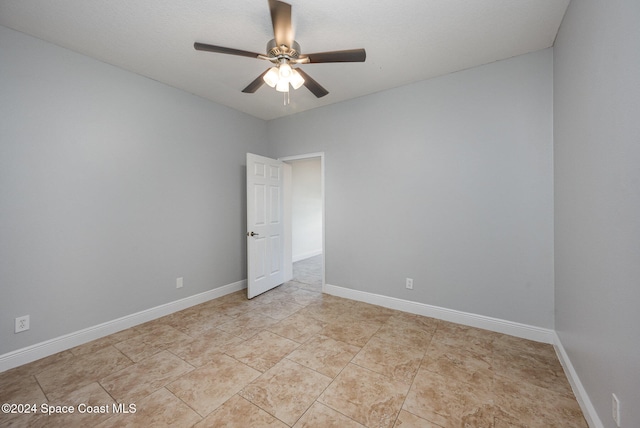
[15,315,30,333]
[176,277,183,289]
[612,393,620,427]
[406,278,413,289]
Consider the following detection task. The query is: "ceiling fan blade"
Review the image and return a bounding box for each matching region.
[242,69,270,93]
[295,68,329,98]
[305,49,366,63]
[269,0,293,48]
[194,42,262,59]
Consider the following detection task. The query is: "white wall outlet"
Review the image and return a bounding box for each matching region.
[15,315,30,333]
[406,278,413,289]
[612,393,621,427]
[176,277,183,289]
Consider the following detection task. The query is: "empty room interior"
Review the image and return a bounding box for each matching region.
[0,1,638,427]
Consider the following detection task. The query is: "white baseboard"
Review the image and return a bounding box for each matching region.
[292,250,323,263]
[0,280,247,373]
[323,283,554,344]
[553,332,604,428]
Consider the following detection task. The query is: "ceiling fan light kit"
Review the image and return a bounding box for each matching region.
[263,58,304,93]
[194,0,366,104]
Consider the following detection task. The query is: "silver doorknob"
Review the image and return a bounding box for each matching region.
[247,231,259,237]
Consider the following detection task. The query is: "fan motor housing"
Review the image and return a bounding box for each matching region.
[266,39,301,59]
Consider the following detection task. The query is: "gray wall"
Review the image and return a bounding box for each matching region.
[554,1,640,426]
[269,48,555,328]
[0,26,268,354]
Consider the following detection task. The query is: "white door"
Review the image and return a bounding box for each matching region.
[246,153,286,298]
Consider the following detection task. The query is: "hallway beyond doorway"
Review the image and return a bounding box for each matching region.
[292,255,322,287]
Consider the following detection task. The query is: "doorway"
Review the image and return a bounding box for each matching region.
[281,153,325,290]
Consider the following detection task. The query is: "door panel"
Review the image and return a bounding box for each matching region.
[247,153,285,298]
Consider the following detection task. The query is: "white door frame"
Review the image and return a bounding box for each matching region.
[279,152,325,290]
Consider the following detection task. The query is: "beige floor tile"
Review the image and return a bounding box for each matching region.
[226,330,299,372]
[267,312,327,343]
[295,281,324,292]
[422,339,494,390]
[320,320,382,347]
[394,410,443,428]
[213,293,266,317]
[217,313,280,339]
[167,328,244,367]
[69,336,119,358]
[493,417,528,428]
[319,363,409,428]
[492,342,573,397]
[341,302,396,324]
[194,395,288,428]
[0,411,33,427]
[0,375,47,427]
[113,324,193,362]
[108,327,148,344]
[132,317,169,335]
[55,381,114,414]
[214,301,257,318]
[287,334,361,378]
[209,289,246,305]
[388,312,441,332]
[0,372,47,406]
[17,382,116,428]
[240,358,333,426]
[165,307,234,337]
[284,288,323,306]
[291,256,323,286]
[352,336,424,384]
[100,350,193,403]
[96,388,201,428]
[402,367,494,427]
[166,354,261,417]
[294,402,366,428]
[297,298,355,323]
[69,329,141,357]
[374,317,435,352]
[493,374,588,427]
[493,333,557,357]
[36,346,132,401]
[252,299,305,320]
[0,351,75,380]
[250,287,298,305]
[279,281,304,290]
[45,382,115,427]
[431,322,497,356]
[203,291,243,307]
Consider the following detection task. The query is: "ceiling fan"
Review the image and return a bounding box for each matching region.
[194,0,366,101]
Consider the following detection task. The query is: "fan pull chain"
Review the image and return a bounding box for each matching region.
[283,91,290,106]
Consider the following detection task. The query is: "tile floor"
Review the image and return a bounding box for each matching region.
[1,258,587,427]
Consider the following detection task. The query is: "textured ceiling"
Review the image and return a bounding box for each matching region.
[0,0,570,120]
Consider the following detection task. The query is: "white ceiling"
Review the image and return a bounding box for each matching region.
[0,0,570,121]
